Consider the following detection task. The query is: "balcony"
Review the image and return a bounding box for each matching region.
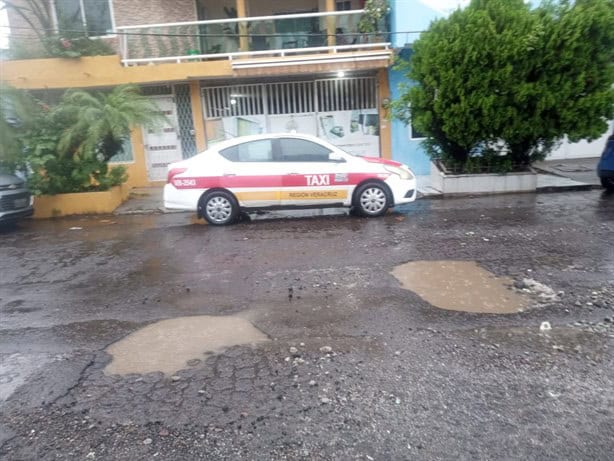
[116,10,391,71]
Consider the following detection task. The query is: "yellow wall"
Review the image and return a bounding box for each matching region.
[190,81,207,152]
[2,55,233,90]
[33,185,131,219]
[108,127,167,188]
[377,68,392,160]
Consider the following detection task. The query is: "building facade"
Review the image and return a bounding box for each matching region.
[3,0,393,187]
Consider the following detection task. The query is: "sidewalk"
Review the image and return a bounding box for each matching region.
[416,157,600,197]
[533,157,601,187]
[114,187,170,215]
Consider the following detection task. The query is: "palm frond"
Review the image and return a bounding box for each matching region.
[55,85,168,162]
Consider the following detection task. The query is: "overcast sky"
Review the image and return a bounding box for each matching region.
[418,0,470,15]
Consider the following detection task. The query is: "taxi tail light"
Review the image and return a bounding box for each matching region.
[167,168,187,184]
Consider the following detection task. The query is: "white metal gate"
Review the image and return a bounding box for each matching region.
[143,95,183,181]
[201,77,380,157]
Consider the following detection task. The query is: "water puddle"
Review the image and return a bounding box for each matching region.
[391,260,530,313]
[104,315,269,376]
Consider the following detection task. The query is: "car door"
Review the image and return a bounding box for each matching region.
[277,137,353,207]
[217,138,282,208]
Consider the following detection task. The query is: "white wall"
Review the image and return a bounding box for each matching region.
[547,122,613,160]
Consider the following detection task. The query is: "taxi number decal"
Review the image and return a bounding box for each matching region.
[305,174,330,186]
[173,178,196,187]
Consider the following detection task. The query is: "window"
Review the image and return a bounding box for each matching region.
[220,140,273,162]
[409,122,426,140]
[55,0,113,36]
[336,1,352,10]
[109,138,133,163]
[279,138,331,162]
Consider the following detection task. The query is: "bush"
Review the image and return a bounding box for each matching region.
[393,0,614,170]
[44,35,116,59]
[2,85,165,195]
[8,34,115,60]
[22,110,130,195]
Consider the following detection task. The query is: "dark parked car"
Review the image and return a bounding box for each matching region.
[597,133,614,191]
[0,173,33,225]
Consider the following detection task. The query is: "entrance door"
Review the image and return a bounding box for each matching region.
[143,96,183,182]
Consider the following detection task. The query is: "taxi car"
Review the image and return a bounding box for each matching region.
[164,134,417,225]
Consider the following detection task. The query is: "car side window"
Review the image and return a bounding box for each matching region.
[279,138,332,162]
[219,140,273,162]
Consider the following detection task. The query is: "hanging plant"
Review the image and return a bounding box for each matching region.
[358,0,390,34]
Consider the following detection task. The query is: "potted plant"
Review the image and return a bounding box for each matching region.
[1,85,167,217]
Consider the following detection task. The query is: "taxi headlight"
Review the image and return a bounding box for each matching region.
[384,165,414,180]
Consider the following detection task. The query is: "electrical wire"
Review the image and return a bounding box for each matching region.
[0,23,425,38]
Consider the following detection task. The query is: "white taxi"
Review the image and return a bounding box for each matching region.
[164,134,416,225]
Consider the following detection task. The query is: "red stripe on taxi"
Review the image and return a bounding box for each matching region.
[363,157,403,167]
[172,173,389,189]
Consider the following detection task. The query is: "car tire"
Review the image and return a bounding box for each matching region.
[353,182,391,218]
[200,190,240,226]
[601,177,614,191]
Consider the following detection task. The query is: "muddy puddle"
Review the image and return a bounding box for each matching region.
[104,315,269,376]
[391,260,530,314]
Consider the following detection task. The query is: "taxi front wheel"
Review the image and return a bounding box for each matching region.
[200,190,240,225]
[353,182,391,217]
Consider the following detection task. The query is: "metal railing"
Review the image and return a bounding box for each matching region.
[116,10,390,66]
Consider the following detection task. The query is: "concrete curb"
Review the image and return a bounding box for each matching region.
[536,183,595,193]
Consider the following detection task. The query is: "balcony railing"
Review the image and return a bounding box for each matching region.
[116,10,390,66]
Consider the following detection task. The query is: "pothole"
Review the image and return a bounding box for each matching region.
[391,260,530,314]
[104,315,269,376]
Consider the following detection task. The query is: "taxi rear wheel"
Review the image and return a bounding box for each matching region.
[602,177,614,191]
[200,190,240,225]
[353,182,391,217]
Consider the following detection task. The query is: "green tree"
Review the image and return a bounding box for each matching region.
[0,85,38,172]
[393,0,614,169]
[2,84,166,194]
[56,84,165,163]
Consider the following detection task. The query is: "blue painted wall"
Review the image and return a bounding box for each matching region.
[390,0,444,48]
[389,67,432,174]
[388,1,447,174]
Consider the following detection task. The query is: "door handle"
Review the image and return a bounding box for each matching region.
[223,173,236,177]
[288,172,300,175]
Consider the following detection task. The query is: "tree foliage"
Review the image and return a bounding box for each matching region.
[393,0,614,169]
[1,85,166,195]
[56,85,166,163]
[0,85,38,171]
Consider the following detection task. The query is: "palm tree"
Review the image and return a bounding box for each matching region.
[57,84,166,162]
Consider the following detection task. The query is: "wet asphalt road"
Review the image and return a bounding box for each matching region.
[0,190,613,460]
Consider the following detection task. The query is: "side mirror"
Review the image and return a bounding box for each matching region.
[328,152,346,163]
